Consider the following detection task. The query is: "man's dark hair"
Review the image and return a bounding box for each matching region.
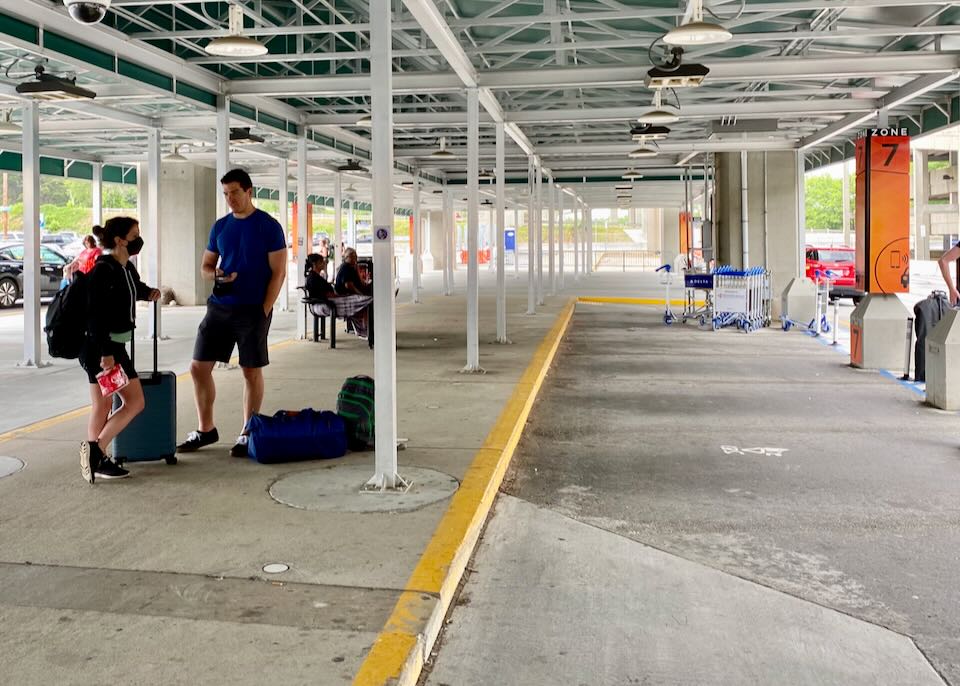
[220,168,253,191]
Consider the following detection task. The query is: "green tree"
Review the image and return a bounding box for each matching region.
[805,174,843,231]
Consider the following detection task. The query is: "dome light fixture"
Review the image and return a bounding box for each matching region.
[0,110,19,134]
[355,115,372,127]
[638,91,679,125]
[430,136,456,160]
[621,169,645,181]
[663,0,732,46]
[205,4,269,58]
[631,124,671,142]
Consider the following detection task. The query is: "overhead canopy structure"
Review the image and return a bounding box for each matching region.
[0,1,958,208]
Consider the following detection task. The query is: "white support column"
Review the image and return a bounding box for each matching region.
[586,204,593,275]
[333,172,342,275]
[495,121,508,344]
[443,187,453,295]
[296,133,308,340]
[348,200,356,248]
[536,162,544,305]
[365,0,405,492]
[573,200,580,280]
[465,87,481,371]
[557,186,564,290]
[91,163,103,228]
[216,95,230,218]
[412,168,422,304]
[548,175,556,295]
[512,208,519,279]
[20,101,42,368]
[526,156,536,314]
[146,127,162,339]
[278,159,291,312]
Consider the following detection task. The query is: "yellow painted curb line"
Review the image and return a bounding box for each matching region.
[353,298,578,686]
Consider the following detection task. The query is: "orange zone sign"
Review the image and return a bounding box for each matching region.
[855,135,910,294]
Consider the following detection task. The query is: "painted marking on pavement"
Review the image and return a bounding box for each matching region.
[722,446,789,457]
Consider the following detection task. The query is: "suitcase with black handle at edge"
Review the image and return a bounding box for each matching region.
[111,301,178,465]
[913,291,949,383]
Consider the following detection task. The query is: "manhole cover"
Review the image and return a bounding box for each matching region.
[0,456,24,479]
[270,464,459,513]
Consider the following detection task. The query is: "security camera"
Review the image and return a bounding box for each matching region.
[63,0,111,25]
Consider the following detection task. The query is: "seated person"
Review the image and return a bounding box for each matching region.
[332,247,374,339]
[335,247,372,296]
[304,253,335,299]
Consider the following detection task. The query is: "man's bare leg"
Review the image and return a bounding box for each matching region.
[240,366,264,433]
[190,360,217,432]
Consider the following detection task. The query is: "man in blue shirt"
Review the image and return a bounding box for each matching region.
[177,169,287,457]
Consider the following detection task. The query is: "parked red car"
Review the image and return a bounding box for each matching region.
[805,246,864,303]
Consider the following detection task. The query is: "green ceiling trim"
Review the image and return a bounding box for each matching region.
[45,31,115,72]
[922,106,949,132]
[952,96,959,123]
[176,81,217,108]
[0,12,38,44]
[118,59,173,92]
[230,101,257,121]
[0,152,134,185]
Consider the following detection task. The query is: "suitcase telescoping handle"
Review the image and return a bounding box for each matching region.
[129,300,160,376]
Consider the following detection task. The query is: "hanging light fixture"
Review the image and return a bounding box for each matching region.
[355,115,372,127]
[205,4,269,58]
[631,125,671,142]
[622,169,645,181]
[629,145,659,159]
[344,183,358,195]
[0,110,19,134]
[478,169,495,181]
[663,0,732,46]
[163,144,188,162]
[638,90,679,125]
[430,136,456,159]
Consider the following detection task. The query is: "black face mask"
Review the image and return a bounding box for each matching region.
[125,236,144,256]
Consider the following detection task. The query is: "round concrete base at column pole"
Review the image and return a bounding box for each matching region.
[848,294,911,371]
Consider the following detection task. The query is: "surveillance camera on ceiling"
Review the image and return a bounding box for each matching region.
[63,0,112,25]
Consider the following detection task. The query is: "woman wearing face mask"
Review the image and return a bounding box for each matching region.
[79,216,160,484]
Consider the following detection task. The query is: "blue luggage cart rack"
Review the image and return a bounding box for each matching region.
[682,272,714,327]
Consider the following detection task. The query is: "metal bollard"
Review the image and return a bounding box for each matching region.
[831,300,840,346]
[901,316,915,381]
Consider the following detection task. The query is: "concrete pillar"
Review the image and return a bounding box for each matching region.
[715,151,803,318]
[662,209,680,267]
[278,160,290,312]
[159,162,216,306]
[465,86,481,371]
[216,95,230,218]
[145,128,162,339]
[495,121,507,343]
[333,172,342,274]
[643,208,662,255]
[412,170,421,304]
[915,151,931,260]
[427,209,444,271]
[296,133,308,340]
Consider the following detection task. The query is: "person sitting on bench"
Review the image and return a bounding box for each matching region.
[332,247,374,340]
[305,253,335,300]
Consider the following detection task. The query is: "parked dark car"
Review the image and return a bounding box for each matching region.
[0,243,68,308]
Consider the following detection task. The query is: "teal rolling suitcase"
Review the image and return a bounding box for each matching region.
[111,302,178,465]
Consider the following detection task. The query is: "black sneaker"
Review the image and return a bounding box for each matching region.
[177,428,219,453]
[79,440,102,485]
[95,458,130,480]
[229,435,249,458]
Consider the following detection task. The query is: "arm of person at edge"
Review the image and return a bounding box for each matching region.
[200,249,238,284]
[262,249,286,316]
[937,244,960,306]
[128,261,161,302]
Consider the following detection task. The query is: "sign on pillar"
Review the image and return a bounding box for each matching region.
[855,128,910,295]
[850,127,911,370]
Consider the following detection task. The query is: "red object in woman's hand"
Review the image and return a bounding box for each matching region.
[96,364,129,397]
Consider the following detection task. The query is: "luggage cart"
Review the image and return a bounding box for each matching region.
[682,272,713,328]
[655,264,676,325]
[712,266,771,333]
[781,269,832,334]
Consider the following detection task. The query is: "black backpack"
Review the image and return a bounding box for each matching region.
[44,272,89,359]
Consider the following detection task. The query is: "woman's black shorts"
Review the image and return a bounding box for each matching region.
[79,339,138,385]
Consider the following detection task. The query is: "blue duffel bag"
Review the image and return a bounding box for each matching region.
[247,409,347,464]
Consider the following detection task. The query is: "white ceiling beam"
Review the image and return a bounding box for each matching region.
[397,139,798,158]
[401,0,535,157]
[228,53,960,97]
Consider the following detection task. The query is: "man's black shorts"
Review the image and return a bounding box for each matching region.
[79,339,138,385]
[193,302,272,368]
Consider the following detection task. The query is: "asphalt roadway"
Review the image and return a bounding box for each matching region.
[425,302,959,686]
